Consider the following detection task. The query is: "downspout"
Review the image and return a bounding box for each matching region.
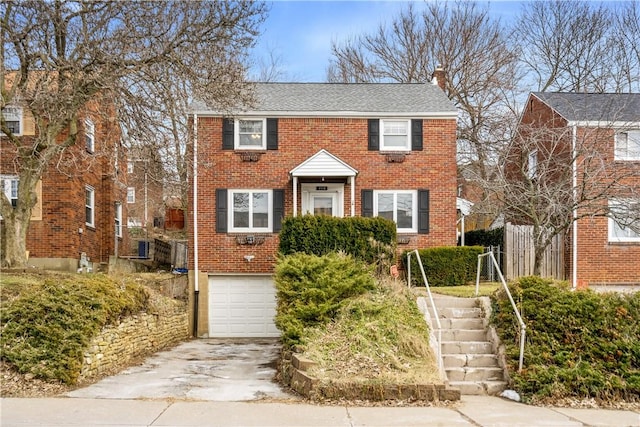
[192,113,200,336]
[572,125,578,289]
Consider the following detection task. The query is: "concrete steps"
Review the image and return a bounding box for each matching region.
[431,295,507,396]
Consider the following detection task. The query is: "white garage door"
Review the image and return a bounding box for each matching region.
[208,275,280,338]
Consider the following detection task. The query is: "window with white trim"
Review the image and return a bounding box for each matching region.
[229,189,272,232]
[127,161,134,174]
[608,199,640,242]
[527,150,538,179]
[235,119,266,149]
[1,106,22,135]
[381,119,411,151]
[115,202,123,238]
[85,119,95,153]
[127,187,135,203]
[1,175,19,207]
[374,190,417,233]
[85,186,95,227]
[615,130,640,161]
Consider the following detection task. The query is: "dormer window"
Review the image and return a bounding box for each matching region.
[1,106,22,135]
[236,119,266,150]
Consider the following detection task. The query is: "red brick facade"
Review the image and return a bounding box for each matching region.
[189,115,458,274]
[519,94,640,287]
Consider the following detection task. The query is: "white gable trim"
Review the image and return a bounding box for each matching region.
[290,149,358,177]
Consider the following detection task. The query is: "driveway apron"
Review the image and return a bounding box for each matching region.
[66,338,298,401]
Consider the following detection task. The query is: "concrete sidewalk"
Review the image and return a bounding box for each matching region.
[1,396,638,427]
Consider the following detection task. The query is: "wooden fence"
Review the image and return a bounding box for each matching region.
[503,223,565,280]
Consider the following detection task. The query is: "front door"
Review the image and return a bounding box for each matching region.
[301,184,344,217]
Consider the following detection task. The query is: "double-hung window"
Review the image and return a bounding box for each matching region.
[374,190,417,233]
[381,120,411,151]
[127,187,135,203]
[115,202,123,238]
[1,175,19,207]
[614,130,640,161]
[236,119,266,150]
[527,150,538,180]
[229,189,272,232]
[608,199,640,242]
[1,106,22,135]
[85,119,95,153]
[85,186,95,227]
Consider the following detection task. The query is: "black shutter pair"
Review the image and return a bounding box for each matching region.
[367,119,423,151]
[222,118,278,150]
[216,189,284,232]
[360,189,430,234]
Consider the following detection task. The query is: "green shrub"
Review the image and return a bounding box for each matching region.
[278,215,396,267]
[492,276,640,402]
[463,227,503,247]
[401,246,484,287]
[0,274,149,384]
[274,252,376,348]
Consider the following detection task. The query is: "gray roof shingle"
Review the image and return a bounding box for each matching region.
[533,92,640,123]
[193,83,457,116]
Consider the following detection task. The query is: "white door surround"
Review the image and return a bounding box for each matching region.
[301,183,343,217]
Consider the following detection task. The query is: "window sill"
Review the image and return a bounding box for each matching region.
[607,240,640,246]
[236,151,265,162]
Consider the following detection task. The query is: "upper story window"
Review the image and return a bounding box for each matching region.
[381,119,411,151]
[85,186,95,227]
[374,190,417,233]
[1,106,22,135]
[236,119,266,150]
[614,130,640,161]
[527,150,538,180]
[127,161,134,174]
[609,199,640,243]
[85,119,95,153]
[229,189,272,232]
[1,175,19,207]
[127,187,135,203]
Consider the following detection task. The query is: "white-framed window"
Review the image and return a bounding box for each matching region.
[380,119,411,151]
[128,217,142,228]
[85,119,95,153]
[608,199,640,242]
[614,130,640,161]
[374,190,417,233]
[115,202,122,238]
[127,187,135,203]
[127,161,134,174]
[1,106,22,135]
[527,149,538,179]
[85,186,95,227]
[1,175,19,207]
[229,189,272,232]
[235,118,266,150]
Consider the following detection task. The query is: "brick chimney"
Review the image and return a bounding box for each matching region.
[431,65,446,91]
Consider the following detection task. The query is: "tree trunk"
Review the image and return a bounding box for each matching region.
[1,208,31,268]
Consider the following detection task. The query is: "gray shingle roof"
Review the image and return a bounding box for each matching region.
[193,83,457,116]
[533,92,640,123]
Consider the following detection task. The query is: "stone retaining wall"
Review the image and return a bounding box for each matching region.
[79,301,189,381]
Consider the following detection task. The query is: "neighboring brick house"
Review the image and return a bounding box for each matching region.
[516,92,640,289]
[188,82,458,337]
[1,75,128,272]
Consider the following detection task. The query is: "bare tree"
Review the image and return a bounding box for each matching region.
[1,0,266,267]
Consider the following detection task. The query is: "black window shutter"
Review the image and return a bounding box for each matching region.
[273,189,284,231]
[412,119,423,151]
[418,189,429,234]
[216,189,228,233]
[368,119,379,151]
[267,118,278,150]
[361,189,373,217]
[222,119,234,150]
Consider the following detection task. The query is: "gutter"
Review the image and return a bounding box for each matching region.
[192,113,200,336]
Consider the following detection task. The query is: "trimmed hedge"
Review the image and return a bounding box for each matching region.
[274,252,376,348]
[492,276,640,402]
[278,215,396,265]
[401,246,484,287]
[463,227,503,247]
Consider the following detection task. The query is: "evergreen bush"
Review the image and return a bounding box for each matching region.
[401,246,484,287]
[463,227,503,247]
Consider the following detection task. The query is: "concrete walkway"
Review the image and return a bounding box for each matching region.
[1,396,638,427]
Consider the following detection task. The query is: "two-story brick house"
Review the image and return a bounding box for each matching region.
[1,74,128,272]
[188,82,458,337]
[517,92,640,289]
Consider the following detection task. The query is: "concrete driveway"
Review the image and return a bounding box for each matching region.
[67,339,299,402]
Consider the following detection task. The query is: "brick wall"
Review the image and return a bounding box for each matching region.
[189,116,458,273]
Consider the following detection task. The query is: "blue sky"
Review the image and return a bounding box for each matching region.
[251,1,525,82]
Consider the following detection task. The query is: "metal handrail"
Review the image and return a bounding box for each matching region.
[407,249,444,377]
[476,251,526,372]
